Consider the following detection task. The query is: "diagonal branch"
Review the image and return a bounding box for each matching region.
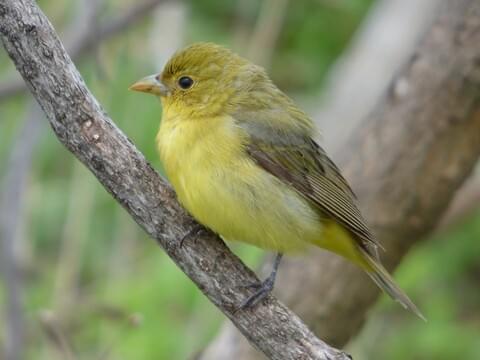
[0,0,171,102]
[0,0,350,359]
[0,4,102,359]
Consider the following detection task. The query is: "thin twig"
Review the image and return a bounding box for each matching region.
[38,310,76,360]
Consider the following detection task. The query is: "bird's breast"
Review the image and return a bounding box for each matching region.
[156,111,322,252]
[156,112,247,211]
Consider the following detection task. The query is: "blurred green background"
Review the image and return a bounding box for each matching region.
[1,0,479,359]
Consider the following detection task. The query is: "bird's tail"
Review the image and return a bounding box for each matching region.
[359,247,426,321]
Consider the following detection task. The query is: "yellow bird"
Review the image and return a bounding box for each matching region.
[130,42,424,319]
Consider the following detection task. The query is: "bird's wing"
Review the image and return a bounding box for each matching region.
[235,113,379,251]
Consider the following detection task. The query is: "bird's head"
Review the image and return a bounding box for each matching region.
[130,42,270,118]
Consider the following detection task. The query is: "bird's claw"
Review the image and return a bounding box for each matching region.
[242,281,263,291]
[179,224,208,248]
[238,276,275,310]
[235,253,283,312]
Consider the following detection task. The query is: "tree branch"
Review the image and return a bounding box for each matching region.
[438,171,480,229]
[200,0,480,358]
[0,103,43,360]
[314,0,441,150]
[0,0,171,102]
[246,0,289,68]
[0,1,350,359]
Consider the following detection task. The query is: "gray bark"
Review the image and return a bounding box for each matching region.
[0,0,171,101]
[201,0,480,358]
[0,0,350,359]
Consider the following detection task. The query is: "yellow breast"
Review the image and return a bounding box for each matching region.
[156,105,246,204]
[156,104,323,253]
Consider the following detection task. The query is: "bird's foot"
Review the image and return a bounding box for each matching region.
[179,223,208,248]
[237,253,283,310]
[239,275,276,309]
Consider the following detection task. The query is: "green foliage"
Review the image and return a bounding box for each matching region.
[349,211,480,360]
[189,0,375,90]
[274,0,374,89]
[1,0,479,359]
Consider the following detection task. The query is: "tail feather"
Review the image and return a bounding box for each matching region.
[360,248,426,321]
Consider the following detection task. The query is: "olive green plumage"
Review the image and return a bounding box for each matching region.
[130,42,425,319]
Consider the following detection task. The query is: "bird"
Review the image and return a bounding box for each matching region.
[129,42,424,319]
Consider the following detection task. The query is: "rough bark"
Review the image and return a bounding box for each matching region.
[0,0,155,356]
[0,0,350,359]
[0,0,170,101]
[200,0,480,358]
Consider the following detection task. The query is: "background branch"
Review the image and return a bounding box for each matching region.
[0,0,171,102]
[200,0,480,358]
[0,0,350,359]
[438,169,480,230]
[314,0,441,151]
[245,0,289,68]
[0,102,43,360]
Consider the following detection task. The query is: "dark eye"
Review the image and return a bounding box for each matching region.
[178,76,194,89]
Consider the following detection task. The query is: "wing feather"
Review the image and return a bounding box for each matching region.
[235,110,378,250]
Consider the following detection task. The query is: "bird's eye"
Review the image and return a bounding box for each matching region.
[178,76,194,89]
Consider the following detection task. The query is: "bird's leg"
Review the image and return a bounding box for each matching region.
[239,253,283,309]
[179,223,208,248]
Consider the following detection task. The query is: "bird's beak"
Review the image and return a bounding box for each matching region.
[129,74,169,96]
